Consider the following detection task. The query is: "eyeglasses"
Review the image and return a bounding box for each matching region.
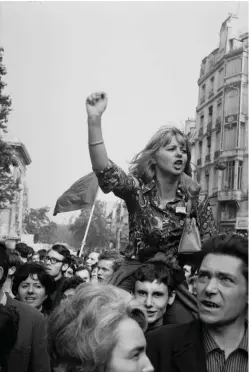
[44,256,64,265]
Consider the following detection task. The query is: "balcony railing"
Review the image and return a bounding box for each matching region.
[199,127,203,137]
[197,158,202,166]
[208,89,214,98]
[200,96,205,105]
[218,190,242,202]
[205,154,211,163]
[214,150,220,159]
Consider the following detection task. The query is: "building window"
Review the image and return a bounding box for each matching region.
[242,89,248,115]
[202,84,206,99]
[217,101,222,118]
[226,58,242,77]
[213,167,217,190]
[223,126,237,150]
[224,88,239,116]
[239,122,246,148]
[228,203,236,219]
[218,68,224,88]
[210,76,214,90]
[215,131,221,151]
[225,161,235,190]
[208,106,213,123]
[199,141,202,158]
[200,114,204,128]
[237,161,243,190]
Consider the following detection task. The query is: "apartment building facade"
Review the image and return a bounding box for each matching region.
[193,15,248,233]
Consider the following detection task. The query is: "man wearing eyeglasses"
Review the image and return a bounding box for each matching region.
[44,243,71,306]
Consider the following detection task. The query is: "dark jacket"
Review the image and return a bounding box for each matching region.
[6,295,51,372]
[146,320,207,372]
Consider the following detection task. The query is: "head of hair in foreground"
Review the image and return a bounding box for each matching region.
[48,283,148,372]
[197,233,248,281]
[135,254,185,297]
[196,233,248,326]
[129,125,192,183]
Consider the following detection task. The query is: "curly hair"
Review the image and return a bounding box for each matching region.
[47,283,147,372]
[129,125,192,184]
[12,262,55,298]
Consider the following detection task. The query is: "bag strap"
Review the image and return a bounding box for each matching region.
[186,195,198,219]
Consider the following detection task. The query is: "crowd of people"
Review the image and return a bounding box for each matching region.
[0,91,247,372]
[0,234,247,372]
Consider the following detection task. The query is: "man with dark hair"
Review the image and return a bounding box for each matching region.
[37,248,47,263]
[53,276,84,307]
[44,243,71,282]
[0,243,50,372]
[2,250,22,297]
[146,234,248,372]
[98,251,123,284]
[44,243,71,304]
[15,242,30,263]
[134,260,185,331]
[75,265,91,283]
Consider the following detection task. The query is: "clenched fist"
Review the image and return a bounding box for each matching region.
[86,92,108,117]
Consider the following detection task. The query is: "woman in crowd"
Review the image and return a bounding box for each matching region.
[31,253,40,263]
[86,92,217,322]
[64,263,76,278]
[12,262,55,316]
[53,276,84,308]
[91,263,98,283]
[0,304,19,371]
[48,283,153,372]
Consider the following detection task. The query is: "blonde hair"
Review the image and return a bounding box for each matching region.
[47,283,147,372]
[129,125,192,183]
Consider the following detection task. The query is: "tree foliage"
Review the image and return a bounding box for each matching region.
[24,206,78,247]
[23,206,57,244]
[69,200,110,252]
[0,47,19,207]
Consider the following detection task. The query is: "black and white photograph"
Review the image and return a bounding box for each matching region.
[0,1,248,372]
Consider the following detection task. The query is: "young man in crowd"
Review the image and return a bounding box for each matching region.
[2,249,22,298]
[98,251,123,284]
[146,234,248,372]
[0,243,50,372]
[85,251,100,269]
[44,243,71,303]
[75,265,91,283]
[134,260,185,331]
[15,242,32,263]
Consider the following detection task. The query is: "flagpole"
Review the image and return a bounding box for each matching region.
[79,187,99,257]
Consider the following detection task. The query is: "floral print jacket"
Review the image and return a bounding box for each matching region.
[95,160,217,261]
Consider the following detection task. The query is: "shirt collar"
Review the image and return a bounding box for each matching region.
[203,322,248,355]
[141,178,186,199]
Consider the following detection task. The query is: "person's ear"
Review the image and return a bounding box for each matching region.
[168,290,176,305]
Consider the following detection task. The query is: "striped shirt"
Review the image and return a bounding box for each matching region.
[203,323,248,372]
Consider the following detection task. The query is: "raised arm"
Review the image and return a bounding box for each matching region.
[86,92,109,171]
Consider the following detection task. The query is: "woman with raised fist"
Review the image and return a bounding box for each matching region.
[86,92,217,324]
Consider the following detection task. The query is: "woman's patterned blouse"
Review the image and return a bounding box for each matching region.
[95,160,217,261]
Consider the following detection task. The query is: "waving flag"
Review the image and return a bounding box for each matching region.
[53,172,98,216]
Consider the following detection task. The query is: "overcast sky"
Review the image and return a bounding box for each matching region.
[0,1,248,222]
